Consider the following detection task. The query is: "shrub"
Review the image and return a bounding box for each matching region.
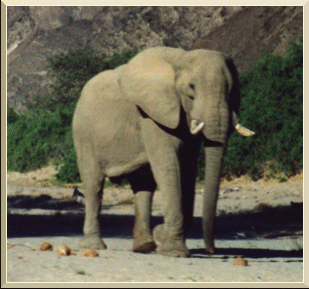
[7,105,74,172]
[7,107,19,125]
[28,47,140,112]
[222,38,303,179]
[56,148,81,183]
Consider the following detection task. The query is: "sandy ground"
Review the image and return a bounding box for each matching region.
[5,166,305,284]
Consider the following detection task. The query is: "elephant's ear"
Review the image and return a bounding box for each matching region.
[224,56,240,114]
[118,49,181,129]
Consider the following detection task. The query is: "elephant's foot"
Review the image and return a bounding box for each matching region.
[79,233,107,250]
[133,229,156,253]
[153,224,190,258]
[133,236,156,253]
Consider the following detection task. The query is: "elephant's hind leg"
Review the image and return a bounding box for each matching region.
[78,165,107,250]
[133,191,156,253]
[128,168,157,253]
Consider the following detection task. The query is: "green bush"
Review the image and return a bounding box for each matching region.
[7,107,19,125]
[28,47,140,112]
[222,38,303,179]
[7,105,74,172]
[56,148,81,183]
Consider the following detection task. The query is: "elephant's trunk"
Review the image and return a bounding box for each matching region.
[202,145,225,254]
[201,112,255,254]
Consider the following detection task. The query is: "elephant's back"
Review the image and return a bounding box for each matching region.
[79,65,126,102]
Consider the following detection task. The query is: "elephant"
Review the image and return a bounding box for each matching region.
[72,46,255,257]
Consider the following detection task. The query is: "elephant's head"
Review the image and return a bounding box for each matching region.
[119,47,254,254]
[174,49,254,141]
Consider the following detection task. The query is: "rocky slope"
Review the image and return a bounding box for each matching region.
[193,6,303,73]
[7,6,303,112]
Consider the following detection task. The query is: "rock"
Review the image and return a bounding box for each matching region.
[233,258,248,266]
[193,6,303,73]
[80,249,99,257]
[40,242,53,251]
[57,244,72,256]
[219,188,231,196]
[29,7,73,30]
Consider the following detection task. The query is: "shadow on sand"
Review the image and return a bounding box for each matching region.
[7,194,303,259]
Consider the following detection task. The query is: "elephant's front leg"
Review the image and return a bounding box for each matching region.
[152,163,190,257]
[142,120,190,257]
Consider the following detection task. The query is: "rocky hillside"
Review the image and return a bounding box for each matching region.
[7,6,303,113]
[193,6,303,73]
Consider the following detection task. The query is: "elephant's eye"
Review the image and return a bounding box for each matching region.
[187,84,195,100]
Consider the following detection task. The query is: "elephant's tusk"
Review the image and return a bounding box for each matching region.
[190,120,205,135]
[235,123,255,137]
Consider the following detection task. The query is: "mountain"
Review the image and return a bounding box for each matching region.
[7,6,303,112]
[192,6,303,73]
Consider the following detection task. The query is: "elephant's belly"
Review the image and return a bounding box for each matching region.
[103,151,149,177]
[94,119,149,177]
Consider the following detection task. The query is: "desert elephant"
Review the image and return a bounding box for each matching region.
[72,47,255,257]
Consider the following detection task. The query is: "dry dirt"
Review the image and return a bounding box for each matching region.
[6,166,304,284]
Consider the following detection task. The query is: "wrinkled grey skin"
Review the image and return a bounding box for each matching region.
[72,47,254,257]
